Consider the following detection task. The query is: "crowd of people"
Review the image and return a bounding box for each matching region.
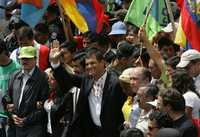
[0,0,200,137]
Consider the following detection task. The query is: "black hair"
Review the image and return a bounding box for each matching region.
[166,56,180,69]
[34,23,49,34]
[142,68,152,82]
[17,26,34,41]
[171,69,200,97]
[120,128,144,137]
[97,33,109,49]
[0,39,9,56]
[85,48,105,62]
[104,50,116,63]
[159,88,185,112]
[83,31,99,43]
[73,51,86,69]
[149,111,173,128]
[60,41,77,53]
[157,37,174,51]
[8,18,28,31]
[145,84,159,100]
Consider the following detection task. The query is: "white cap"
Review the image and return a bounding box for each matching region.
[109,21,127,35]
[177,49,200,68]
[119,67,134,83]
[161,22,179,33]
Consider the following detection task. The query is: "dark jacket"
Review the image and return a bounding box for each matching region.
[173,114,198,137]
[53,65,127,137]
[3,66,49,126]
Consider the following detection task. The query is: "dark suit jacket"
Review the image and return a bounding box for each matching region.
[53,65,127,137]
[3,66,49,126]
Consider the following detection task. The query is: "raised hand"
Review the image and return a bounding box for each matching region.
[138,27,149,44]
[49,40,62,64]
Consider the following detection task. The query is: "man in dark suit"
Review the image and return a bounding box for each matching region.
[50,48,127,137]
[3,46,49,137]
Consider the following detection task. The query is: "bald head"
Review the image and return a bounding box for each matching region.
[130,67,151,94]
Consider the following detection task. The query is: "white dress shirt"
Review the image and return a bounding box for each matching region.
[88,72,107,127]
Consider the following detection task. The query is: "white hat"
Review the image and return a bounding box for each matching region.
[146,99,157,107]
[119,67,134,83]
[177,49,200,68]
[109,21,127,35]
[161,22,179,33]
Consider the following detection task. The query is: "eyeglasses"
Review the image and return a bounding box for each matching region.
[148,126,159,131]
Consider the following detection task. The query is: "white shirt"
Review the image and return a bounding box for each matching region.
[44,100,54,134]
[88,72,107,127]
[136,109,152,135]
[70,87,80,114]
[18,68,35,107]
[183,91,200,118]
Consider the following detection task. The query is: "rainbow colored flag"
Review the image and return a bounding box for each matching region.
[60,0,107,33]
[20,0,49,27]
[175,0,200,51]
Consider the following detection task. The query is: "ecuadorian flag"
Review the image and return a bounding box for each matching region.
[60,0,107,33]
[175,0,200,51]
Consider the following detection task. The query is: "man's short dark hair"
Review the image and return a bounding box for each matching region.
[0,39,9,56]
[149,111,173,128]
[166,56,180,69]
[145,84,159,100]
[142,68,152,82]
[120,128,144,137]
[85,48,105,62]
[159,88,185,112]
[34,23,49,34]
[73,51,86,69]
[17,26,33,41]
[172,69,199,96]
[157,37,174,51]
[60,41,77,53]
[83,31,99,43]
[97,33,109,49]
[104,50,116,63]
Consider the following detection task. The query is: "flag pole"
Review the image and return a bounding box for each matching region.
[56,0,69,42]
[137,0,154,66]
[143,0,155,26]
[164,0,176,38]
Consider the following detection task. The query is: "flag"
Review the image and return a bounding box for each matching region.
[60,0,88,33]
[17,0,43,9]
[124,0,169,40]
[175,17,187,47]
[60,0,107,33]
[175,0,200,51]
[20,0,49,28]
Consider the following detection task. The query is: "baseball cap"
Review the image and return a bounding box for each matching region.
[18,46,36,59]
[109,21,127,35]
[176,49,200,68]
